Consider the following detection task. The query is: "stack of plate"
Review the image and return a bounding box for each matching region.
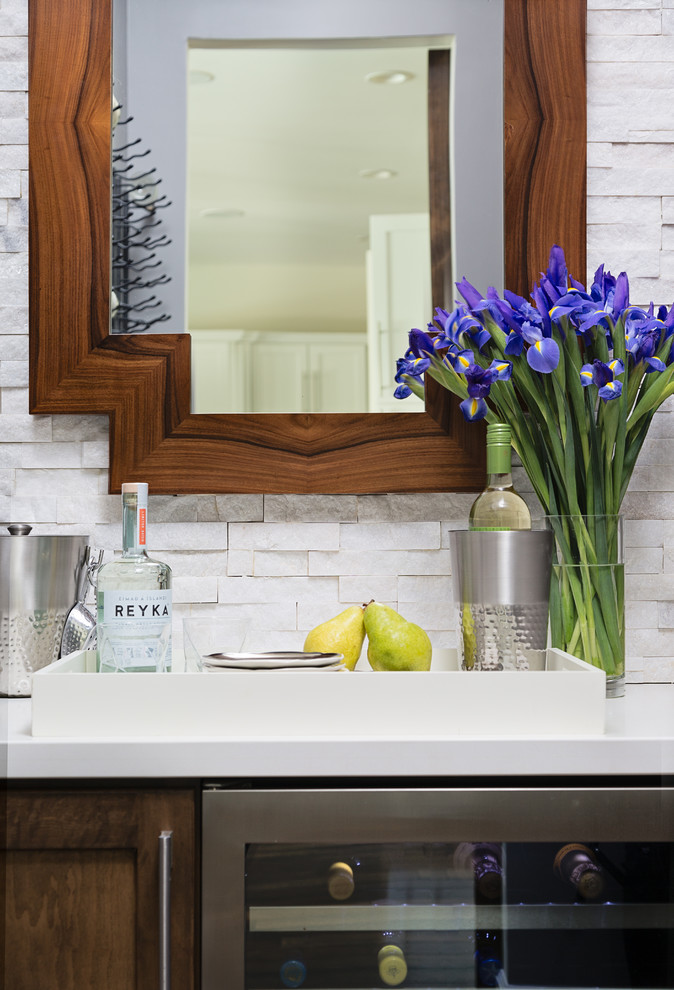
[201,651,346,672]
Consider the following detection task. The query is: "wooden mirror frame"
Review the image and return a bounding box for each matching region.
[28,0,586,495]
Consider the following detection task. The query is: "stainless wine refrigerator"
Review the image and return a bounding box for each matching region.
[202,784,674,990]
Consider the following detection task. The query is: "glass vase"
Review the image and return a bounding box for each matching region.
[545,515,625,698]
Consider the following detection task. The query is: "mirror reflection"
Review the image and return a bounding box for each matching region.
[186,43,436,415]
[112,0,504,421]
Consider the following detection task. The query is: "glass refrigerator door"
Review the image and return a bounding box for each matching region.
[202,786,674,990]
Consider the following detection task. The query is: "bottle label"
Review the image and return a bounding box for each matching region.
[101,589,171,622]
[137,487,148,547]
[98,589,172,672]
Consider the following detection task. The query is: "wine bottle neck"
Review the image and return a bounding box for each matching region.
[486,441,512,476]
[121,491,148,557]
[486,471,514,490]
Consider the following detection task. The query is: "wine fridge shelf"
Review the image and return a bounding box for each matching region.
[249,902,674,932]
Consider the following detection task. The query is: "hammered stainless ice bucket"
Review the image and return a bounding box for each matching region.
[0,524,90,696]
[450,530,553,671]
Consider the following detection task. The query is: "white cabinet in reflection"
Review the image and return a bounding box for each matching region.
[190,329,256,414]
[190,330,368,413]
[367,213,431,414]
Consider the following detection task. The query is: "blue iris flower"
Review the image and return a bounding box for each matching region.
[460,397,489,421]
[433,306,489,350]
[580,359,624,400]
[454,358,512,421]
[519,322,560,373]
[624,314,668,372]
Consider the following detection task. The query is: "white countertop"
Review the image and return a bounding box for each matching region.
[2,684,673,779]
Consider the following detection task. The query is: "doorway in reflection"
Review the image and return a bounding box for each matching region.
[186,41,441,414]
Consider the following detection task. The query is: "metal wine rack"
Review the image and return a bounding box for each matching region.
[111,107,172,334]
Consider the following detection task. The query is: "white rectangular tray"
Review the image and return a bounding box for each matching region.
[31,648,606,738]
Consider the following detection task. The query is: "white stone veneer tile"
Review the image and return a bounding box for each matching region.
[227,550,253,576]
[629,628,674,655]
[628,465,674,491]
[658,601,674,627]
[397,601,454,630]
[219,575,337,604]
[82,441,109,468]
[208,602,298,631]
[587,0,660,8]
[51,415,109,442]
[626,600,659,628]
[244,629,305,652]
[626,573,673,599]
[297,600,373,630]
[622,493,674,519]
[253,551,308,576]
[57,495,119,525]
[8,497,56,522]
[264,494,358,521]
[338,575,398,603]
[625,546,663,573]
[93,521,228,551]
[309,550,451,576]
[339,522,441,550]
[14,468,99,495]
[0,333,25,359]
[625,519,665,546]
[0,359,27,386]
[213,494,264,521]
[229,522,339,550]
[0,413,50,441]
[398,575,453,601]
[357,493,473,521]
[641,658,674,681]
[588,194,661,223]
[587,9,662,35]
[172,577,218,604]
[590,166,674,196]
[19,442,82,469]
[0,387,27,412]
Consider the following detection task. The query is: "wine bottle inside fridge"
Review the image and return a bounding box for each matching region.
[377,944,408,987]
[553,842,604,901]
[453,842,503,901]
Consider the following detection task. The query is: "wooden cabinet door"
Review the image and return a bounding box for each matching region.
[4,787,197,990]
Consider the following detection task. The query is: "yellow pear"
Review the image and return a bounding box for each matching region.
[303,605,366,671]
[363,601,432,671]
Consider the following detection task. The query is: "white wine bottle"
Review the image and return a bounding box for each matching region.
[553,843,604,901]
[469,422,531,530]
[327,860,355,901]
[377,944,407,987]
[96,482,172,672]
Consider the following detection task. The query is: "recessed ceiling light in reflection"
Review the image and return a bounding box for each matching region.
[365,70,414,85]
[189,70,215,85]
[199,208,246,219]
[358,168,397,180]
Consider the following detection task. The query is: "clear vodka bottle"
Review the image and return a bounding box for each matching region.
[96,482,172,672]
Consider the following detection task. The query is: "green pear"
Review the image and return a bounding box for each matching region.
[303,605,366,671]
[364,601,432,671]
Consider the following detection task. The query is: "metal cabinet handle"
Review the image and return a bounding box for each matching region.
[159,830,173,990]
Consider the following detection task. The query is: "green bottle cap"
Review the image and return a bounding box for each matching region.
[486,422,511,446]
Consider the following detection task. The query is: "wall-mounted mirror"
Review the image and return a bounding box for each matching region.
[29,0,586,494]
[112,1,504,422]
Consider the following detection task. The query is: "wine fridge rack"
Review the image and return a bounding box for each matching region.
[202,786,674,990]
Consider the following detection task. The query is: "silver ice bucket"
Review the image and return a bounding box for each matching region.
[450,530,553,670]
[0,524,91,696]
